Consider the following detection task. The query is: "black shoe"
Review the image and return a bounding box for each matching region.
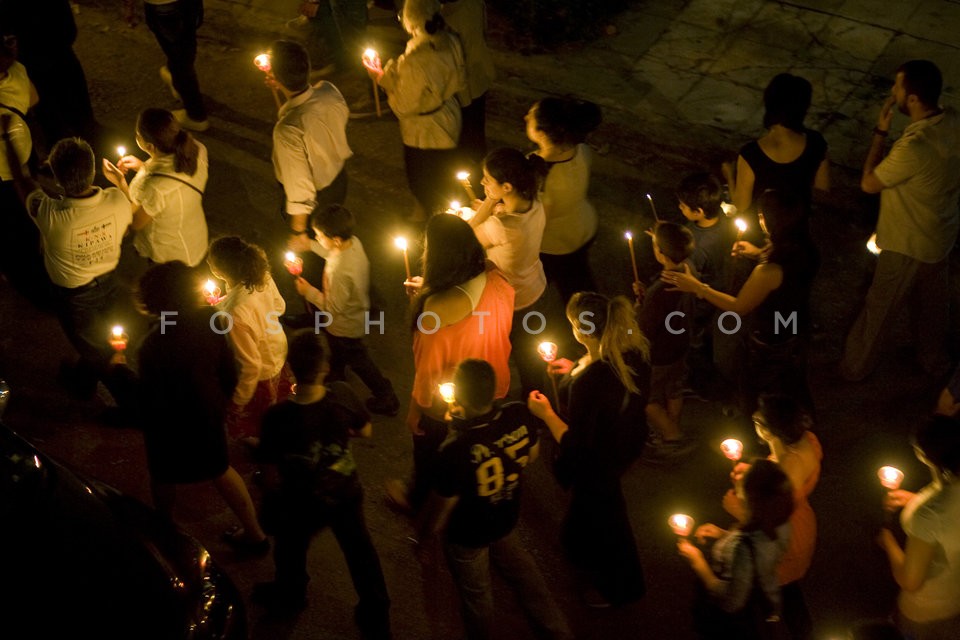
[221,525,270,558]
[366,394,400,416]
[251,581,307,616]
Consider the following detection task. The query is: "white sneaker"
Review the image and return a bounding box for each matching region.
[172,109,210,132]
[159,66,181,101]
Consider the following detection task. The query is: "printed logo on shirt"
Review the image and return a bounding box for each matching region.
[71,216,119,267]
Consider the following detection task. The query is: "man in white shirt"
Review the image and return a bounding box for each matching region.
[268,40,352,253]
[842,60,960,381]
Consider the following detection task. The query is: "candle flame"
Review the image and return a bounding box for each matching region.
[646,193,653,201]
[668,514,694,537]
[116,146,126,158]
[721,438,743,461]
[735,218,747,233]
[866,233,881,255]
[363,48,378,61]
[284,251,296,262]
[878,466,904,490]
[450,200,461,211]
[456,171,470,181]
[537,341,558,363]
[394,237,408,251]
[203,279,216,294]
[438,382,456,404]
[111,325,124,338]
[624,231,633,240]
[254,53,271,71]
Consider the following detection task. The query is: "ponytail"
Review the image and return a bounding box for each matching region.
[172,129,199,176]
[208,236,270,292]
[136,107,200,176]
[425,12,446,35]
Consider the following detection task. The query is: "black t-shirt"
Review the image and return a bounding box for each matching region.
[688,219,736,293]
[434,402,540,548]
[639,268,695,366]
[258,382,369,498]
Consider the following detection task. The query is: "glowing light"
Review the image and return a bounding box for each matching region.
[878,466,904,490]
[734,218,747,233]
[866,233,881,255]
[283,251,303,276]
[116,146,126,158]
[438,382,456,404]
[111,325,124,338]
[394,237,408,251]
[668,514,694,537]
[254,53,271,72]
[624,231,633,240]
[362,48,378,63]
[721,438,743,462]
[720,202,737,216]
[108,326,128,351]
[449,200,461,211]
[456,171,470,181]
[537,342,558,363]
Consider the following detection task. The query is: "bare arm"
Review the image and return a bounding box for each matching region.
[862,97,894,194]
[878,529,937,592]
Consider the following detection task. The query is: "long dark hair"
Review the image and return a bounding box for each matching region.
[410,214,486,331]
[208,236,270,293]
[484,147,547,202]
[740,459,795,540]
[756,394,812,446]
[137,108,200,176]
[913,414,960,476]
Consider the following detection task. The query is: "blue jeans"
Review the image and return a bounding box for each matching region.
[445,531,572,640]
[145,0,206,120]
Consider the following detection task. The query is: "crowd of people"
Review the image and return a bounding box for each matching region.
[2,1,960,639]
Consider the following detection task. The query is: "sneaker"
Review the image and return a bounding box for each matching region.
[384,479,413,515]
[221,525,270,558]
[172,108,210,132]
[365,393,399,416]
[251,581,308,616]
[158,66,180,101]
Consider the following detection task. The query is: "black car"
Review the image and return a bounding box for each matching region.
[0,403,248,639]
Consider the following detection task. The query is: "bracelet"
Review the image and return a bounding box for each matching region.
[289,229,308,236]
[873,126,889,138]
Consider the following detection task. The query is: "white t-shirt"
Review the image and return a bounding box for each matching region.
[899,481,960,622]
[129,142,209,266]
[306,238,370,339]
[28,187,132,288]
[474,200,546,309]
[0,62,33,181]
[539,144,598,255]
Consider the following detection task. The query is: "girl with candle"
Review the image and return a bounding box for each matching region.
[112,262,269,555]
[678,459,794,638]
[385,214,514,514]
[527,292,650,607]
[207,237,289,445]
[723,394,822,639]
[525,97,602,304]
[468,147,547,396]
[102,108,208,266]
[878,415,960,640]
[364,0,466,222]
[660,190,818,414]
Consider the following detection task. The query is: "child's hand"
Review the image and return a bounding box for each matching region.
[404,276,423,298]
[694,523,725,543]
[527,390,554,419]
[883,489,916,513]
[294,276,316,298]
[116,155,143,173]
[730,461,751,485]
[101,158,126,189]
[677,539,704,565]
[547,358,573,376]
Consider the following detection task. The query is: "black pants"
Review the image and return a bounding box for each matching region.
[145,0,206,121]
[326,333,394,400]
[540,238,597,307]
[458,93,488,173]
[410,413,449,511]
[403,145,460,215]
[263,486,391,636]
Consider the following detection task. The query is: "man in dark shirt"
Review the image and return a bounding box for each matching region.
[418,359,572,640]
[254,329,390,638]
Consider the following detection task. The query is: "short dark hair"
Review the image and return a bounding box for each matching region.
[532,97,602,146]
[310,204,355,240]
[483,147,546,202]
[897,60,942,109]
[49,137,95,196]
[755,394,811,446]
[677,172,723,219]
[762,73,812,132]
[453,359,496,411]
[270,40,310,92]
[287,329,329,384]
[136,261,201,316]
[913,414,960,475]
[741,458,794,540]
[654,221,694,264]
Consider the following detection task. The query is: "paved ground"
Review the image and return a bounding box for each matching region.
[2,0,959,638]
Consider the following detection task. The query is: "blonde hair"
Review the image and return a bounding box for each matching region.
[566,292,650,394]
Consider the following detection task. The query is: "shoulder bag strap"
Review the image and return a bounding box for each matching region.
[147,172,205,196]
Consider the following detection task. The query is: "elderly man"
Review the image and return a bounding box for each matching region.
[841,60,960,382]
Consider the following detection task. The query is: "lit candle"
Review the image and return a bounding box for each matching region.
[877,466,904,491]
[362,48,382,117]
[394,237,411,281]
[457,171,477,202]
[202,279,221,305]
[537,341,558,363]
[721,438,743,462]
[446,200,462,214]
[625,231,640,284]
[734,218,747,241]
[438,382,456,405]
[109,325,128,352]
[866,233,881,256]
[254,53,271,72]
[283,251,303,276]
[116,146,126,162]
[720,201,737,216]
[668,514,694,538]
[646,193,659,222]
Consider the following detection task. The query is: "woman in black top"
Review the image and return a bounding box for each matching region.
[528,292,651,607]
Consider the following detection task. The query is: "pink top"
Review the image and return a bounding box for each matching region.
[411,268,515,408]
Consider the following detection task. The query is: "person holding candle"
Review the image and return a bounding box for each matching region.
[527,292,650,607]
[877,415,960,640]
[207,236,289,444]
[268,40,352,253]
[525,97,602,305]
[385,214,514,514]
[678,459,794,639]
[416,358,573,640]
[251,329,391,634]
[468,147,546,397]
[293,204,400,416]
[101,108,208,267]
[723,395,822,639]
[111,261,270,557]
[661,190,818,415]
[364,0,466,222]
[637,222,699,463]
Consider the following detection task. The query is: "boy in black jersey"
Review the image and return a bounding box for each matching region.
[252,329,390,638]
[418,359,572,640]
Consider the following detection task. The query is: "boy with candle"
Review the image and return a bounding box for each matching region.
[417,358,572,640]
[294,204,399,416]
[638,221,698,462]
[253,329,391,635]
